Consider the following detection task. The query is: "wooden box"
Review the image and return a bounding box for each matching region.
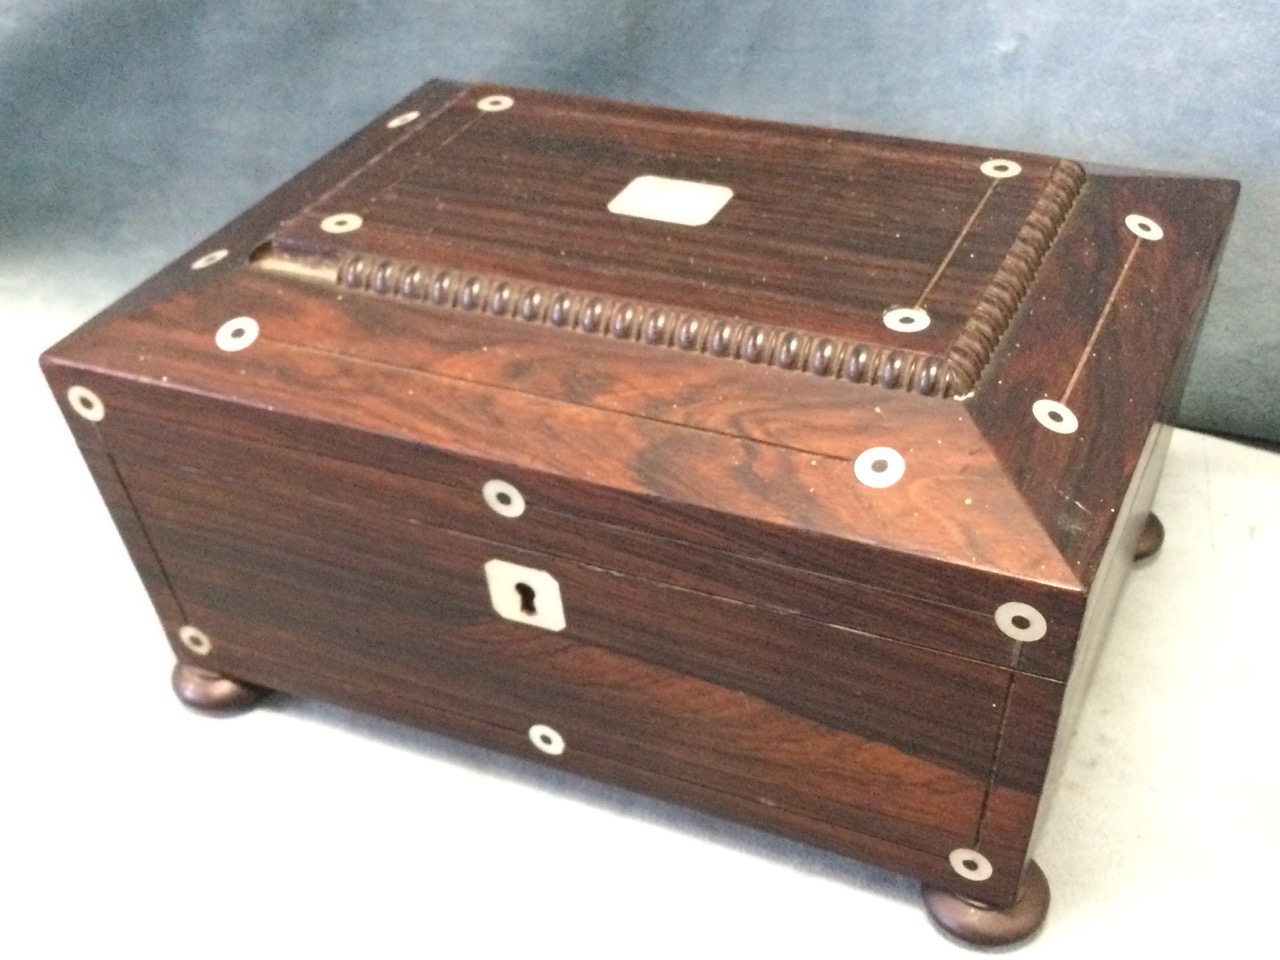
[41,81,1237,943]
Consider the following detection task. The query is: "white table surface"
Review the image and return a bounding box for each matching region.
[5,291,1278,958]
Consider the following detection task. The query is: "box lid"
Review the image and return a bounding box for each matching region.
[42,80,1238,678]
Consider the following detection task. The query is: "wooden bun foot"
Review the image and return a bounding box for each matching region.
[172,661,267,715]
[1135,511,1165,561]
[922,859,1050,946]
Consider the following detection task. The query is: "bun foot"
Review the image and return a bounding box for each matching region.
[922,859,1050,946]
[1135,511,1165,561]
[172,661,268,715]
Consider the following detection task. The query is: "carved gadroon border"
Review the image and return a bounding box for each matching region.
[948,159,1086,392]
[328,159,1084,399]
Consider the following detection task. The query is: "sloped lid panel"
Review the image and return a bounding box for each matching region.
[270,87,1083,397]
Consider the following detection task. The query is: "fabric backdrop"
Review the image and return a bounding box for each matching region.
[4,0,1276,440]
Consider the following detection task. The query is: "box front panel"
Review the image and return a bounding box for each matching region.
[98,404,1039,672]
[99,420,1039,901]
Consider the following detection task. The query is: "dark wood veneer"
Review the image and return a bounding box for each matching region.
[969,174,1238,581]
[277,88,1085,398]
[40,80,1237,928]
[114,447,1009,781]
[45,318,1085,639]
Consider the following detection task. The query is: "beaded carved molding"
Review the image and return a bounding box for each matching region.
[258,159,1083,399]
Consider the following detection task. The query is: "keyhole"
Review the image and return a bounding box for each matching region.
[515,582,537,616]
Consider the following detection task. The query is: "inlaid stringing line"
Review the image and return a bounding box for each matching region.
[370,97,501,207]
[309,102,485,228]
[972,672,1019,852]
[432,112,485,154]
[1060,237,1143,404]
[913,177,1001,309]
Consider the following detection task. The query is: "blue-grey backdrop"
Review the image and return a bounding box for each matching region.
[4,0,1276,440]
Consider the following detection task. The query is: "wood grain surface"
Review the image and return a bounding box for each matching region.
[968,173,1239,583]
[277,84,1082,398]
[112,439,1011,778]
[42,316,1086,661]
[38,79,1239,907]
[200,629,1025,902]
[97,407,1030,668]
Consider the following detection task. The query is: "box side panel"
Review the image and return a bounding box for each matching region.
[77,448,187,637]
[1018,420,1173,681]
[974,422,1172,891]
[41,362,186,643]
[969,174,1238,584]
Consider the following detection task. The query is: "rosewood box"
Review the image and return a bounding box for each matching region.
[41,81,1237,944]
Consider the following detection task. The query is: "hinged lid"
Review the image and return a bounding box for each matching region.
[42,80,1239,679]
[265,83,1086,400]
